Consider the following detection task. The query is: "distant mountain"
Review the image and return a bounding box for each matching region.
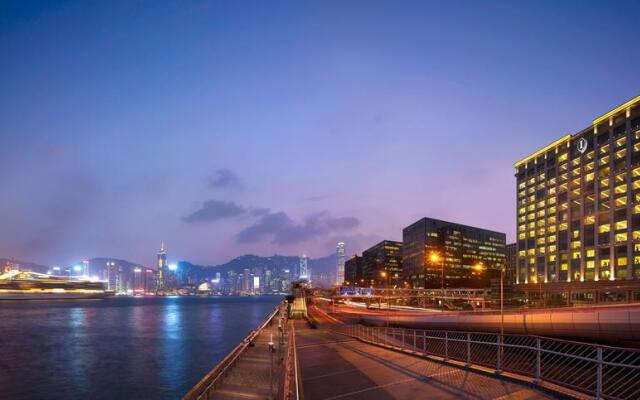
[177,253,338,287]
[182,253,337,275]
[88,257,142,276]
[308,253,337,276]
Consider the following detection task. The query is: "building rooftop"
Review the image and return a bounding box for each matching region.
[513,94,640,168]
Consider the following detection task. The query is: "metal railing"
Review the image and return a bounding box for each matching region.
[336,324,640,400]
[280,323,302,400]
[183,302,285,400]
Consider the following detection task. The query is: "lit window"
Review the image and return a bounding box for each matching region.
[584,215,595,225]
[615,233,627,242]
[599,224,610,233]
[615,196,627,207]
[615,184,627,194]
[586,249,595,257]
[586,260,595,268]
[615,220,627,231]
[618,257,628,266]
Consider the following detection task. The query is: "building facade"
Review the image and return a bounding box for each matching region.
[336,242,346,285]
[362,240,403,287]
[157,242,167,290]
[515,95,640,286]
[505,242,517,285]
[299,255,308,280]
[402,217,506,289]
[344,255,363,286]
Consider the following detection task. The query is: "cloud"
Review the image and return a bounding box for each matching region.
[325,216,360,230]
[208,168,242,190]
[182,200,246,223]
[250,208,270,217]
[236,212,292,243]
[235,210,361,245]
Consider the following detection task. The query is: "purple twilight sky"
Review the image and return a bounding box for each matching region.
[1,1,639,267]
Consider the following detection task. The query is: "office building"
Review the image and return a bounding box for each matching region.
[299,255,308,280]
[515,95,640,288]
[362,240,403,287]
[336,242,346,285]
[106,261,118,292]
[157,242,167,290]
[403,217,506,289]
[344,255,363,286]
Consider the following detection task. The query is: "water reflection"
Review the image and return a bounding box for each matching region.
[0,296,282,400]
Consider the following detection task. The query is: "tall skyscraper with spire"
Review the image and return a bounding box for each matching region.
[157,242,167,290]
[336,242,346,285]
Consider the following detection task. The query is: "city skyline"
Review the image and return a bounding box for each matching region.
[2,1,640,267]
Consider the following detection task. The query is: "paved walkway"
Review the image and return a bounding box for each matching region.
[295,321,558,400]
[209,320,285,400]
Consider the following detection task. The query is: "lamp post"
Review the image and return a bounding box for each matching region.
[474,262,504,336]
[380,270,390,326]
[430,253,445,309]
[268,333,275,399]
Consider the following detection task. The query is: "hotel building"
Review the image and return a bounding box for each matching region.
[402,218,506,289]
[515,96,640,290]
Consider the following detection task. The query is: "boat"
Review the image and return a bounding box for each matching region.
[0,270,109,300]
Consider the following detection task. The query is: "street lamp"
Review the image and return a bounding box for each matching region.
[474,262,504,337]
[430,252,445,309]
[429,252,444,290]
[380,271,388,287]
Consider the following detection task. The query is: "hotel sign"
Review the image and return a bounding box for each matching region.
[577,138,588,154]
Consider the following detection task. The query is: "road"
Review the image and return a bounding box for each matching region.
[296,307,558,400]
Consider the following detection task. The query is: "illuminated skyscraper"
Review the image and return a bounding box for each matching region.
[362,240,403,288]
[82,259,89,277]
[336,242,346,285]
[514,95,640,293]
[157,242,167,290]
[299,254,308,280]
[403,217,506,289]
[106,261,118,291]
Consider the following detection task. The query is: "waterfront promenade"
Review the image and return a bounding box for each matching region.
[182,303,288,400]
[295,318,557,400]
[207,320,284,400]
